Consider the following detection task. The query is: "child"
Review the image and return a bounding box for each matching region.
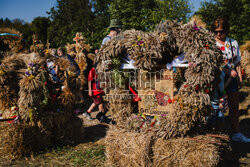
[83,52,105,121]
[207,71,226,129]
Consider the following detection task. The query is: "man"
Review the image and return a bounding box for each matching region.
[56,47,80,76]
[56,47,85,105]
[101,19,123,47]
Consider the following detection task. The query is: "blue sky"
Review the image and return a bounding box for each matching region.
[0,0,205,23]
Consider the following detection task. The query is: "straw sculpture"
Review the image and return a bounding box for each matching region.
[99,20,224,138]
[0,45,86,158]
[29,34,45,53]
[104,20,230,166]
[66,32,91,87]
[0,54,26,110]
[240,41,250,81]
[96,29,166,71]
[0,28,26,53]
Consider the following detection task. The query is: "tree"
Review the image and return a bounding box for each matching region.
[47,0,191,48]
[108,0,191,31]
[195,0,250,44]
[31,17,51,44]
[47,0,95,48]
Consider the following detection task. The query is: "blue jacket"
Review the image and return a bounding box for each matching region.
[63,54,80,76]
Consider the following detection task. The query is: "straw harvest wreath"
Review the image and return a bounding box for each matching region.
[96,20,224,139]
[0,33,90,158]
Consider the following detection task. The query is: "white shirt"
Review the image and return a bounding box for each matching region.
[216,37,241,67]
[166,53,188,69]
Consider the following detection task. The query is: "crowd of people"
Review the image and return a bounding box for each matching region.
[49,17,249,142]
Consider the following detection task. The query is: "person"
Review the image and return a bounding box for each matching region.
[207,71,226,129]
[56,47,85,104]
[212,17,250,142]
[56,47,80,76]
[83,54,105,121]
[101,19,123,47]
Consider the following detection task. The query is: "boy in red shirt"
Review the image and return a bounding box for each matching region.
[83,52,105,120]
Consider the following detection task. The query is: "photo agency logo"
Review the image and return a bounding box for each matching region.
[92,69,173,100]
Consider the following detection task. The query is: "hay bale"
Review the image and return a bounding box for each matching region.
[107,90,134,126]
[2,123,50,159]
[0,112,84,159]
[37,112,84,145]
[152,135,231,167]
[52,114,84,144]
[105,126,154,167]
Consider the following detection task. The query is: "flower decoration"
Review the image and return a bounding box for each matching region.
[195,84,200,91]
[25,62,38,80]
[204,44,209,49]
[0,64,6,76]
[132,36,145,47]
[204,89,209,94]
[192,24,200,31]
[218,46,225,51]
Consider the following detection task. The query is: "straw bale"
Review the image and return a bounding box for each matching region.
[37,112,84,144]
[152,135,231,167]
[107,90,134,126]
[0,113,84,159]
[105,126,154,167]
[2,123,51,159]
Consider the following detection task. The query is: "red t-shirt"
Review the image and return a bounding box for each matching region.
[88,68,104,96]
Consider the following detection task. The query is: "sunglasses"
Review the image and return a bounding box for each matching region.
[214,30,225,34]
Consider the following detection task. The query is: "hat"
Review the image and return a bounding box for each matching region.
[108,19,123,29]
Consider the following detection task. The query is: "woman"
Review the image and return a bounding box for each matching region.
[212,17,249,142]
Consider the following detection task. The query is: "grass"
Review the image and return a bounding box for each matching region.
[66,144,106,167]
[2,144,106,167]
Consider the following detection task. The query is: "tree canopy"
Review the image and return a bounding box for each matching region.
[1,0,248,49]
[195,0,250,45]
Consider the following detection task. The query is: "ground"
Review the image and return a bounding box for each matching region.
[0,87,249,167]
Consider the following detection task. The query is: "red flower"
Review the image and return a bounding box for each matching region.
[206,84,211,87]
[184,85,188,88]
[195,85,200,91]
[242,69,244,76]
[44,82,47,86]
[204,89,209,94]
[8,115,17,124]
[168,99,172,103]
[204,44,209,49]
[220,46,225,51]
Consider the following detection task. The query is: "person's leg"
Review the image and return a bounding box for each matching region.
[98,103,104,113]
[87,103,97,113]
[83,102,96,120]
[227,91,240,133]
